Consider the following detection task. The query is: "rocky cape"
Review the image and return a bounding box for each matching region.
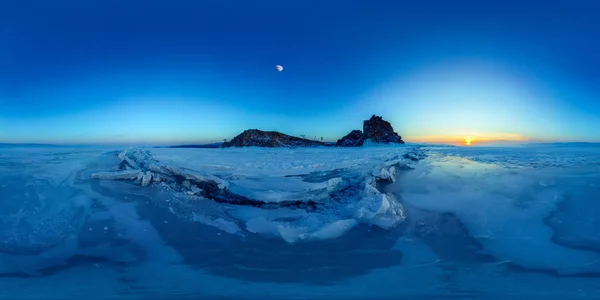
[336,115,405,147]
[221,115,404,148]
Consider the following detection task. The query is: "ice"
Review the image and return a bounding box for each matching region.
[85,146,423,243]
[308,219,359,240]
[241,210,350,243]
[2,144,600,298]
[372,167,393,182]
[354,193,405,229]
[244,215,359,243]
[141,171,152,187]
[91,170,141,180]
[545,176,600,252]
[191,212,242,235]
[395,146,600,275]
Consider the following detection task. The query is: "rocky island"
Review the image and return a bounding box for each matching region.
[336,115,405,147]
[221,129,326,148]
[221,115,404,148]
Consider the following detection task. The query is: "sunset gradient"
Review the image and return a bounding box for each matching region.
[1,1,599,145]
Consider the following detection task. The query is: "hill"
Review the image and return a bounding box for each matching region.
[221,129,326,148]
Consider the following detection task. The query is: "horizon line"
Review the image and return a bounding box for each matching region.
[3,141,600,147]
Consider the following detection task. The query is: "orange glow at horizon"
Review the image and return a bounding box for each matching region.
[408,132,528,146]
[464,137,473,146]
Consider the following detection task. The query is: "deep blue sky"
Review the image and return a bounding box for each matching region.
[1,0,599,144]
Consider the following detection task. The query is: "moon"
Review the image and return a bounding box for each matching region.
[276,65,283,72]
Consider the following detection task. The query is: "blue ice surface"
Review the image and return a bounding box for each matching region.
[0,143,599,299]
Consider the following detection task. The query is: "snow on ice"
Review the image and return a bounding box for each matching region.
[1,144,600,298]
[88,146,424,242]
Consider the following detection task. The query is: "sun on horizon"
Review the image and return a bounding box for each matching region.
[464,137,473,146]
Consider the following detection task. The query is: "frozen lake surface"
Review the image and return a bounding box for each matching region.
[1,144,599,299]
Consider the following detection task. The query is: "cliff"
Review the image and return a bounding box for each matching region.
[336,115,405,147]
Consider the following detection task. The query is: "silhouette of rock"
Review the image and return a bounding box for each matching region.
[336,130,365,147]
[221,115,403,148]
[336,115,404,147]
[221,129,325,148]
[363,115,404,144]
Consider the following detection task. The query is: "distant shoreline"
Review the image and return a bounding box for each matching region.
[2,142,599,148]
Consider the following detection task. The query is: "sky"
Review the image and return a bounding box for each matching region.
[1,0,599,145]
